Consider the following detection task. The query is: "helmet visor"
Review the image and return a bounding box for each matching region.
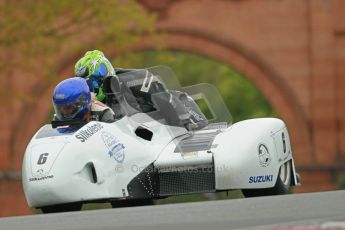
[91,63,108,78]
[54,94,88,120]
[86,78,100,94]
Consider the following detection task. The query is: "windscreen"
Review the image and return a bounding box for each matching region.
[107,65,232,128]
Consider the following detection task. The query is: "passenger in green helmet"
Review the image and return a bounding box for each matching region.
[74,50,116,102]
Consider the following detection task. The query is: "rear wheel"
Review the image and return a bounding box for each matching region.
[111,199,154,208]
[40,202,82,213]
[242,160,291,197]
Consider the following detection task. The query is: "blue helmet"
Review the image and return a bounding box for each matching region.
[53,77,91,121]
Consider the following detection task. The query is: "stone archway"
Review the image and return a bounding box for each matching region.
[134,31,313,165]
[12,31,312,171]
[4,0,345,217]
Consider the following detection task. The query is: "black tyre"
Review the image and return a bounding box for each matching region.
[41,202,82,213]
[242,161,291,197]
[111,199,154,208]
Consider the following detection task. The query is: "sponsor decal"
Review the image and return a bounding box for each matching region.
[249,174,273,183]
[258,143,271,167]
[29,175,54,182]
[109,143,125,163]
[101,131,125,163]
[75,123,103,142]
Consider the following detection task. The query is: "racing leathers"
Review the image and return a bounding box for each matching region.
[87,99,116,123]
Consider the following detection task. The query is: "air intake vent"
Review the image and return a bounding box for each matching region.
[158,164,215,196]
[135,126,153,141]
[78,163,97,183]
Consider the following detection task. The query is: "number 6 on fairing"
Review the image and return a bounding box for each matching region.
[37,153,49,165]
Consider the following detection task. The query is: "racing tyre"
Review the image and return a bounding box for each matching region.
[111,199,154,208]
[40,202,82,213]
[242,160,291,197]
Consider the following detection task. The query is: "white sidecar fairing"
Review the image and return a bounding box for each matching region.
[22,66,300,209]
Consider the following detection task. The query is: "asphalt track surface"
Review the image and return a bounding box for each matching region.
[1,190,345,230]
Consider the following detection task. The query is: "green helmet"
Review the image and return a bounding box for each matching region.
[74,50,115,101]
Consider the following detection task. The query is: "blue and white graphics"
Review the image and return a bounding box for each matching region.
[249,175,273,183]
[101,131,125,163]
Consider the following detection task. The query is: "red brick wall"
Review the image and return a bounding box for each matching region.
[334,0,345,160]
[0,179,32,216]
[1,0,344,216]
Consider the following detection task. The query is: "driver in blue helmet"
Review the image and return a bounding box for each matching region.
[52,77,115,123]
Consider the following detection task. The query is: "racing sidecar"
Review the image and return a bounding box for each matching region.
[22,66,300,213]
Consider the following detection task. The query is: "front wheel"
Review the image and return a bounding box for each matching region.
[40,202,82,213]
[242,160,291,197]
